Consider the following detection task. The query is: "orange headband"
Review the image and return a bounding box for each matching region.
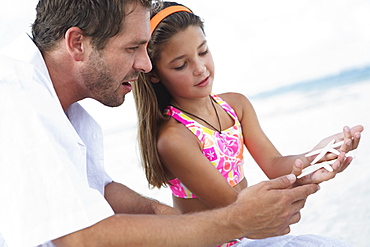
[150,5,192,35]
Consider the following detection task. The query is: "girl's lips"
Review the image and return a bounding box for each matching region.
[195,76,210,87]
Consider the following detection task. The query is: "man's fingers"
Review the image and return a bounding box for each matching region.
[280,226,291,236]
[266,174,297,190]
[289,211,302,226]
[289,183,320,202]
[266,174,320,200]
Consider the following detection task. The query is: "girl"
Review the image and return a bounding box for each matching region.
[133,2,362,246]
[133,1,362,216]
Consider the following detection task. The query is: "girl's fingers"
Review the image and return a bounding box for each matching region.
[351,132,361,150]
[340,126,352,153]
[292,159,303,177]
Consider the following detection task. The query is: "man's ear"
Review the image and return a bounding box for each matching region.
[65,27,89,62]
[149,72,160,83]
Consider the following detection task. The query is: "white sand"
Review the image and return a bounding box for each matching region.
[85,80,369,247]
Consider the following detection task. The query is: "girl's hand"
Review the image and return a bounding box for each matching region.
[307,125,363,163]
[291,152,352,185]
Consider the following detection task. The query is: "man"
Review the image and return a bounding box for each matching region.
[0,0,355,246]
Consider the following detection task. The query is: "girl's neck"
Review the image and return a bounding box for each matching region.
[170,95,214,115]
[170,94,223,133]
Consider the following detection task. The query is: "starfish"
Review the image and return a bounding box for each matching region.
[305,139,343,165]
[297,139,344,179]
[297,159,336,179]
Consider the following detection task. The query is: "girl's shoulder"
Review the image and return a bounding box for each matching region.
[216,92,253,114]
[217,92,249,103]
[158,117,201,152]
[159,117,183,138]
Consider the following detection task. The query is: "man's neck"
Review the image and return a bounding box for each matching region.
[43,50,84,111]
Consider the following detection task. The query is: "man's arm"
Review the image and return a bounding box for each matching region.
[53,175,319,247]
[104,181,180,215]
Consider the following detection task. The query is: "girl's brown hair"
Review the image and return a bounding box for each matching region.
[133,2,204,188]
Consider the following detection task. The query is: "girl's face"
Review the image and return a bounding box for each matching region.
[153,25,215,100]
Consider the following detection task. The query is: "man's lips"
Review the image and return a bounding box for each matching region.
[121,79,136,92]
[122,78,138,84]
[122,78,138,86]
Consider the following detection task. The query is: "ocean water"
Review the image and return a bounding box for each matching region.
[95,69,370,246]
[250,66,370,100]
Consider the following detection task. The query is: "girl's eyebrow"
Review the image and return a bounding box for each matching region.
[169,54,186,65]
[169,40,207,65]
[198,40,207,48]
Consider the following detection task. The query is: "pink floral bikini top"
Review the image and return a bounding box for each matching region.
[164,93,245,199]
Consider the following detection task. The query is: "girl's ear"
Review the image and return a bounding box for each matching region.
[149,72,160,83]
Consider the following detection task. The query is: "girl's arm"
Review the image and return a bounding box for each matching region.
[157,120,240,210]
[222,92,363,181]
[222,92,290,178]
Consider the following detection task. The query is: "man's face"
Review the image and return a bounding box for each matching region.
[81,3,152,107]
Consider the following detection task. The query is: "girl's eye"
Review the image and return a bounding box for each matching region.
[174,63,186,71]
[200,49,208,56]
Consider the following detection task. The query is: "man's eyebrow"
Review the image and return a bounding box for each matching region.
[133,40,149,45]
[126,38,149,46]
[139,40,149,45]
[169,40,207,64]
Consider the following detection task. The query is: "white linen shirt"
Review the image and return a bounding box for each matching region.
[0,34,114,247]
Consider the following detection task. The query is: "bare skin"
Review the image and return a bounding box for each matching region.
[172,179,248,213]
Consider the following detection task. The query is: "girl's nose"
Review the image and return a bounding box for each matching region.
[194,60,206,76]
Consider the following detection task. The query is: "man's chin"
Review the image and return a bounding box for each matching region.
[100,96,125,108]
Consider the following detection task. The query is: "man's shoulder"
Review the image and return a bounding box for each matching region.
[0,34,47,85]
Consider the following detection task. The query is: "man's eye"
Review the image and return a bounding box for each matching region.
[128,46,139,51]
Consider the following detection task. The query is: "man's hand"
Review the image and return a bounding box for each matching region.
[230,174,319,239]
